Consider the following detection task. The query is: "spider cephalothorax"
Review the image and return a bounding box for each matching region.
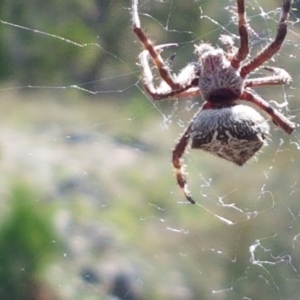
[132,0,296,204]
[195,44,244,102]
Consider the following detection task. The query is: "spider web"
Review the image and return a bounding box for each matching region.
[0,0,299,299]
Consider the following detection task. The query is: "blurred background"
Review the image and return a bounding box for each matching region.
[0,0,299,299]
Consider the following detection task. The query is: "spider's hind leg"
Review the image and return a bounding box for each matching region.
[172,124,195,204]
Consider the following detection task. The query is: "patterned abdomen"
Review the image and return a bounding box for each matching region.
[190,105,270,165]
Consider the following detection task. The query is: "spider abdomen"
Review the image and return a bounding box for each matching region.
[190,105,270,165]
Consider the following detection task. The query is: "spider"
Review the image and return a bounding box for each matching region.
[132,0,296,204]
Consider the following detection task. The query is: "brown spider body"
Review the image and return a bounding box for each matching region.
[191,46,269,165]
[132,0,296,204]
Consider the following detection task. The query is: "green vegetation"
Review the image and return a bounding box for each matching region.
[0,183,60,299]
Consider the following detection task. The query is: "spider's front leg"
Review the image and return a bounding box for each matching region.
[172,124,195,204]
[132,0,180,91]
[139,45,201,100]
[138,44,177,100]
[132,0,201,100]
[240,0,292,77]
[231,0,249,69]
[241,90,296,134]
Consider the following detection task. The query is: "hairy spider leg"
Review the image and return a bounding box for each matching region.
[132,0,180,90]
[245,66,291,88]
[240,0,292,78]
[139,45,200,100]
[138,44,178,99]
[172,124,195,204]
[231,0,249,69]
[132,0,200,100]
[241,90,295,134]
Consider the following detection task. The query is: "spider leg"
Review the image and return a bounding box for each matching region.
[132,0,180,90]
[245,67,291,88]
[219,35,237,57]
[172,124,195,204]
[240,89,295,134]
[139,45,201,100]
[240,0,292,78]
[231,0,249,69]
[170,87,201,99]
